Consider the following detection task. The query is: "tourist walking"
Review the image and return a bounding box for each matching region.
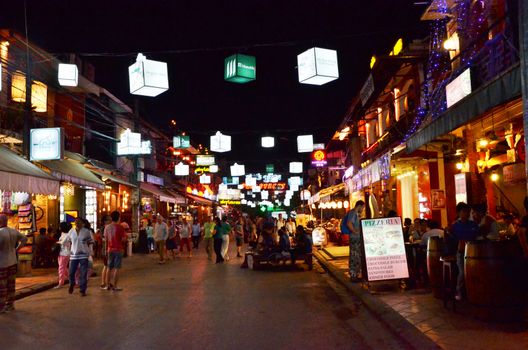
[67,218,94,296]
[99,215,112,290]
[235,217,244,257]
[146,219,154,253]
[104,211,127,291]
[166,220,177,260]
[191,219,201,249]
[221,217,232,261]
[179,217,192,257]
[0,214,27,313]
[213,217,224,263]
[54,222,72,288]
[154,216,169,264]
[203,216,215,260]
[343,200,365,282]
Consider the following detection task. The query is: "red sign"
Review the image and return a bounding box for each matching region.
[311,150,327,167]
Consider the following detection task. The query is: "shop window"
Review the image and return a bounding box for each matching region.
[10,71,48,113]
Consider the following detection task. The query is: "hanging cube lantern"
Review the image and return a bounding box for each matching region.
[297,47,339,85]
[173,135,190,149]
[300,190,311,201]
[297,134,314,153]
[174,162,190,176]
[284,198,291,207]
[224,53,256,83]
[245,176,256,187]
[261,191,269,200]
[241,199,247,205]
[252,185,261,193]
[289,162,303,174]
[210,131,231,153]
[209,165,219,173]
[58,63,79,87]
[200,174,211,184]
[129,53,169,97]
[230,163,245,176]
[290,184,299,192]
[261,136,275,148]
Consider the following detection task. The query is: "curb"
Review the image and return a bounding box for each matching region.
[15,279,58,301]
[313,250,441,350]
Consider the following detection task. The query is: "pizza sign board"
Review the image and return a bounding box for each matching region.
[361,217,409,281]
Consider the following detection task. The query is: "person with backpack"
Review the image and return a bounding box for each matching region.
[341,200,365,282]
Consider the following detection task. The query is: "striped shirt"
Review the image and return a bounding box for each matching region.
[67,227,93,260]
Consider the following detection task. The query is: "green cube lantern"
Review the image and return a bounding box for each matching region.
[224,54,256,83]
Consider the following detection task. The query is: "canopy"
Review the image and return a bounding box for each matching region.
[39,158,105,190]
[0,146,60,195]
[309,183,346,205]
[89,168,137,188]
[186,193,215,206]
[140,182,175,203]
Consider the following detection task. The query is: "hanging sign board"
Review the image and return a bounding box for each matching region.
[360,74,375,106]
[30,127,65,161]
[445,68,472,108]
[129,53,169,97]
[361,217,409,282]
[224,54,256,83]
[297,47,339,85]
[117,129,151,155]
[266,164,274,173]
[173,135,190,149]
[196,155,215,166]
[194,166,211,175]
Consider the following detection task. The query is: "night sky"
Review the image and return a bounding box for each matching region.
[1,1,428,172]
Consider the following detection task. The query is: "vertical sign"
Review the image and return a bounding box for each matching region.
[361,217,409,281]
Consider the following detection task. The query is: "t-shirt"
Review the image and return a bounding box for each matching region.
[68,228,93,260]
[180,223,191,238]
[192,224,201,237]
[347,210,360,234]
[215,223,231,237]
[235,223,243,237]
[146,226,154,238]
[203,222,215,238]
[104,223,126,253]
[0,227,27,268]
[452,220,479,242]
[154,222,169,241]
[420,228,444,247]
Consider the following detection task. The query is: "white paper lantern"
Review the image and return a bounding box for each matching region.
[289,176,302,186]
[200,174,211,184]
[261,136,275,148]
[230,163,245,176]
[284,198,291,207]
[210,131,232,153]
[297,47,339,85]
[174,162,190,176]
[241,199,247,205]
[245,176,256,187]
[300,190,311,201]
[290,184,299,192]
[129,53,169,97]
[252,185,261,193]
[261,191,269,200]
[58,63,79,87]
[297,135,313,153]
[289,162,303,173]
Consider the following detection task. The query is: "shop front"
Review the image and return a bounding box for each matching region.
[0,146,60,275]
[139,182,177,220]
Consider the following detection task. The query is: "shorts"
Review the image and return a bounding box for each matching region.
[108,251,123,269]
[235,236,243,247]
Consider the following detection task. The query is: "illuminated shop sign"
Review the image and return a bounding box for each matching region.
[173,135,190,149]
[311,150,327,167]
[219,199,241,205]
[146,174,164,186]
[196,155,215,166]
[266,164,274,173]
[446,68,472,108]
[297,47,339,85]
[224,54,256,83]
[129,53,169,97]
[30,127,64,161]
[194,166,211,175]
[117,129,151,155]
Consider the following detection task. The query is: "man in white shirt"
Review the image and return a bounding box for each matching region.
[67,218,93,296]
[153,216,169,264]
[0,214,27,313]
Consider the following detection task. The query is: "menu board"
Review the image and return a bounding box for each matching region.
[361,217,409,281]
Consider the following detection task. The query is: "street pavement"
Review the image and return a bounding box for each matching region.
[1,244,410,350]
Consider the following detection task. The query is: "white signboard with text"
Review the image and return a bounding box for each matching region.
[446,68,472,108]
[361,217,409,281]
[30,127,64,161]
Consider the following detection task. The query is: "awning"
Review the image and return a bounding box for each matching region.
[407,64,521,153]
[39,158,105,190]
[186,193,214,206]
[165,189,186,205]
[140,182,175,203]
[89,168,137,188]
[309,183,346,204]
[0,146,60,195]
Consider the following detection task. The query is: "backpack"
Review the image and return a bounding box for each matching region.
[340,211,352,235]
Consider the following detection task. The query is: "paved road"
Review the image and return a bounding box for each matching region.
[1,244,409,350]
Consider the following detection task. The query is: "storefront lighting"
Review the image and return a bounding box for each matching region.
[478,139,489,148]
[261,136,275,148]
[337,201,343,209]
[443,32,459,51]
[455,162,464,170]
[63,182,75,197]
[331,202,337,209]
[490,173,499,182]
[344,201,349,209]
